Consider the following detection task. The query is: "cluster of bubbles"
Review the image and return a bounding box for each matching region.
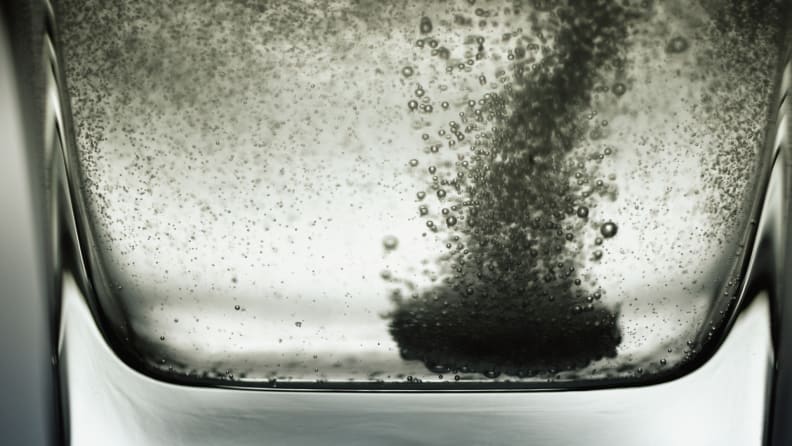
[386,0,646,378]
[57,0,783,385]
[386,0,783,380]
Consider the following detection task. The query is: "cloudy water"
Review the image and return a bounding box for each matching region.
[57,0,783,384]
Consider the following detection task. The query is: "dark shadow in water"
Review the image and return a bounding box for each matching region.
[389,0,643,377]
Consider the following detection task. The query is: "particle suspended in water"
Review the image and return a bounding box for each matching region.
[446,216,458,226]
[402,66,414,77]
[666,36,689,54]
[420,16,433,34]
[612,83,626,96]
[600,222,618,238]
[234,305,241,310]
[419,205,429,216]
[382,235,399,251]
[483,370,501,379]
[409,159,419,167]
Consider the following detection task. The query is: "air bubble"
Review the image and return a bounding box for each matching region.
[600,222,618,238]
[666,36,689,54]
[483,370,501,379]
[420,16,433,34]
[382,235,399,251]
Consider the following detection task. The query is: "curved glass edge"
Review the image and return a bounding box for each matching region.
[50,4,788,391]
[0,1,64,444]
[54,107,783,391]
[56,145,784,391]
[765,39,792,446]
[60,271,772,446]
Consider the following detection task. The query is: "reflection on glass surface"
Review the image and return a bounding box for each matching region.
[60,272,774,445]
[57,0,782,384]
